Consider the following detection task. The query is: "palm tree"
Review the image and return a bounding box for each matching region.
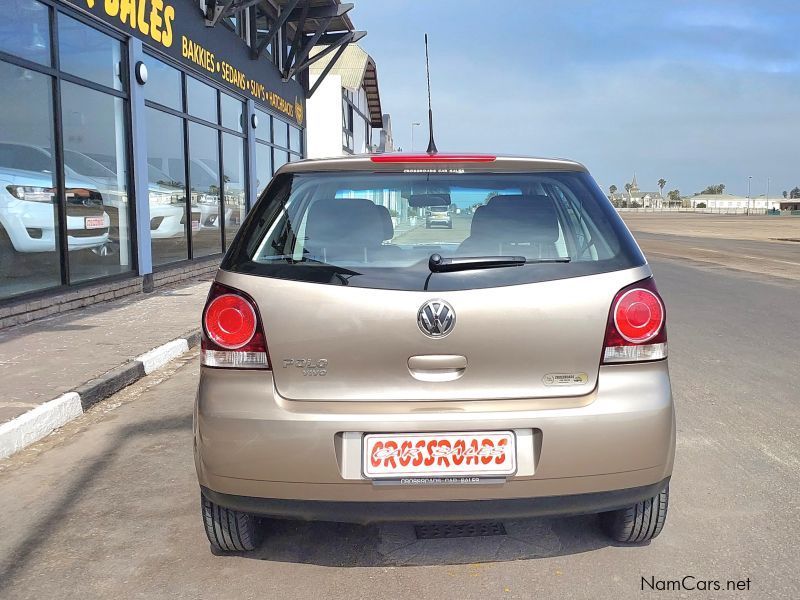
[658,178,666,197]
[608,185,619,206]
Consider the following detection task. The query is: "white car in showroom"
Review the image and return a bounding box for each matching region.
[62,150,188,241]
[0,143,188,243]
[0,144,109,274]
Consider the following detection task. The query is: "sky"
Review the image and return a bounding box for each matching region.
[350,0,800,198]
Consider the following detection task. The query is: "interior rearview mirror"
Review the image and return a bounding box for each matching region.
[408,193,452,208]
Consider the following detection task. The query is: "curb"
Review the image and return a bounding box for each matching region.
[0,329,201,460]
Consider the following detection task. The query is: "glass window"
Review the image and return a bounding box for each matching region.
[58,14,125,92]
[0,60,60,298]
[353,113,366,154]
[255,109,270,143]
[146,108,188,266]
[273,150,289,172]
[342,130,353,153]
[221,92,243,133]
[255,142,272,197]
[142,54,182,111]
[273,120,288,148]
[0,0,51,66]
[188,122,221,257]
[289,126,301,153]
[60,82,131,283]
[223,172,644,292]
[186,76,218,124]
[222,133,245,247]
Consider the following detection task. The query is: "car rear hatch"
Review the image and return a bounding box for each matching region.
[218,266,649,401]
[217,160,650,402]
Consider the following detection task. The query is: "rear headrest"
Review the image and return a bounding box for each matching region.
[469,204,492,237]
[374,204,394,241]
[305,198,384,248]
[476,194,560,243]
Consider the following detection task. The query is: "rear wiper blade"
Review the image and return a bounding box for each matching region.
[428,254,527,272]
[526,257,572,263]
[428,254,572,272]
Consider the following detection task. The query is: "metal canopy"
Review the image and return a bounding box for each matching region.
[202,0,363,91]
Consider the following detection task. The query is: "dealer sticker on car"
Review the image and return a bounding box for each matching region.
[363,431,516,479]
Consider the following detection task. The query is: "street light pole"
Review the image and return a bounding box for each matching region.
[411,122,420,152]
[747,176,752,215]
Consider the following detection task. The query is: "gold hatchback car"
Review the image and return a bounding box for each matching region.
[195,153,674,552]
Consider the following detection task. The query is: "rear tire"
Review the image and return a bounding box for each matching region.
[601,485,669,543]
[201,494,262,552]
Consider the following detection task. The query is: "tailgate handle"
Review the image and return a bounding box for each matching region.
[408,355,467,382]
[408,355,467,370]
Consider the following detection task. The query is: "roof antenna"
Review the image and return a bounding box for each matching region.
[424,34,438,154]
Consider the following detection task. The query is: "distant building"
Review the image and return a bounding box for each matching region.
[609,174,666,207]
[690,194,780,210]
[779,199,800,211]
[375,113,395,153]
[306,44,386,158]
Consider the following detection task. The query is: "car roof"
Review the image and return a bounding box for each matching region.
[277,154,588,176]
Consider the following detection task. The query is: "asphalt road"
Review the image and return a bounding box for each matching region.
[0,256,798,599]
[633,232,800,282]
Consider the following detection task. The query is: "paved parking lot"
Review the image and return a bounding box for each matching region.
[1,253,797,599]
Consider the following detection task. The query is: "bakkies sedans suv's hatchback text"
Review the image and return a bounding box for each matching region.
[195,153,675,552]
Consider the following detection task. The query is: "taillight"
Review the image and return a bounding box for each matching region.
[201,282,270,369]
[602,278,667,364]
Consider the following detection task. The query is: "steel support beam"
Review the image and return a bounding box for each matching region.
[307,40,350,97]
[286,2,353,22]
[296,30,351,72]
[283,1,311,70]
[205,0,268,27]
[289,30,365,81]
[312,30,365,46]
[283,15,333,80]
[205,0,234,27]
[253,0,302,59]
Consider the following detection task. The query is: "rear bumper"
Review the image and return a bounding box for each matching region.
[202,477,670,523]
[195,360,675,506]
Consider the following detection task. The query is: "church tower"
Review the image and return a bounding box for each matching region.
[630,173,640,194]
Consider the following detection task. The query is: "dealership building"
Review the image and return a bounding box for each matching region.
[0,0,376,326]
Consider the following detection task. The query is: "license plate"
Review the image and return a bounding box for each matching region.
[363,431,516,479]
[84,217,105,229]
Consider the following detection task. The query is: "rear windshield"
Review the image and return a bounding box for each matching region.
[222,171,645,291]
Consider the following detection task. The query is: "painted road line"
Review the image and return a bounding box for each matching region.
[690,247,800,266]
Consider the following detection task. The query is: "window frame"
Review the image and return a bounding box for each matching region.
[0,0,136,296]
[142,48,251,261]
